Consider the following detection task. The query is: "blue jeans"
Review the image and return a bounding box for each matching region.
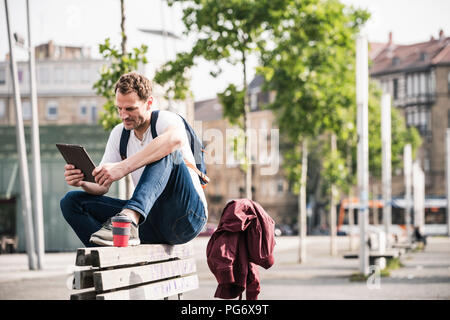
[60,150,206,247]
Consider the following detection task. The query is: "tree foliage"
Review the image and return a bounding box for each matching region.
[257,0,369,194]
[93,38,148,131]
[155,0,289,121]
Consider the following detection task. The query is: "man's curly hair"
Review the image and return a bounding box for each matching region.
[114,72,153,101]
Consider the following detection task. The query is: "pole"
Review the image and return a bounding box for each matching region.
[381,93,392,246]
[27,0,45,269]
[446,129,450,236]
[330,133,337,256]
[404,144,412,242]
[356,33,369,275]
[298,139,307,263]
[413,161,425,234]
[160,0,174,112]
[346,145,356,251]
[4,0,37,270]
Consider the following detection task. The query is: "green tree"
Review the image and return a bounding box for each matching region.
[92,2,148,196]
[93,39,148,130]
[257,0,369,261]
[154,0,290,200]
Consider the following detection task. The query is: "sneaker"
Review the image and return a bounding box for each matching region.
[89,212,140,246]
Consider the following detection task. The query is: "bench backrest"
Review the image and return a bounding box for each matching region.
[70,243,198,300]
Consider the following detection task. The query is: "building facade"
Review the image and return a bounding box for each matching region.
[194,78,297,225]
[370,30,450,197]
[0,41,105,126]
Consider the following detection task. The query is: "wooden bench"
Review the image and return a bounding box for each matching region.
[0,235,18,254]
[391,242,417,252]
[70,242,198,300]
[343,249,402,266]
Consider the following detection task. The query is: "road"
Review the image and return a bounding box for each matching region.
[0,236,449,300]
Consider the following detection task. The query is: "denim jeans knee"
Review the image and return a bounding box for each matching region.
[164,201,206,245]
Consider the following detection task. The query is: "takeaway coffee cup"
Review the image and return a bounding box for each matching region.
[112,215,132,247]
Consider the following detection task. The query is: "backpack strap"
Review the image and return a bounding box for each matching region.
[119,110,158,160]
[149,109,209,186]
[184,159,210,185]
[119,128,131,160]
[150,110,159,139]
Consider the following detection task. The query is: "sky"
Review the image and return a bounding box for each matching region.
[1,0,449,102]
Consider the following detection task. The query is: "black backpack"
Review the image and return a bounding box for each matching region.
[119,110,209,187]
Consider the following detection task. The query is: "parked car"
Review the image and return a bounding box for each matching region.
[274,224,294,236]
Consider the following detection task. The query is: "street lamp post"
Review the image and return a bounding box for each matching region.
[4,0,37,270]
[26,0,45,269]
[356,33,370,276]
[381,93,392,247]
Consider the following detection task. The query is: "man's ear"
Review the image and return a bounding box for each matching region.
[146,96,153,110]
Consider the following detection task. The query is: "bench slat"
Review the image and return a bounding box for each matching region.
[343,250,401,259]
[75,243,195,268]
[73,268,95,290]
[75,248,94,266]
[70,289,97,300]
[96,274,199,300]
[93,258,197,291]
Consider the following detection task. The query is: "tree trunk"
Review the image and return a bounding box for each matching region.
[120,0,132,198]
[330,133,338,256]
[298,139,308,263]
[347,145,356,251]
[120,0,127,55]
[242,50,252,200]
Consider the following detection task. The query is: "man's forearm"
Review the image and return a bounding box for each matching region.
[81,181,109,195]
[123,127,183,174]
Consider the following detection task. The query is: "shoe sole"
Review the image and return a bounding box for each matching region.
[89,236,140,247]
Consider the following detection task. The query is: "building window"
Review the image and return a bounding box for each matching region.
[0,100,5,118]
[447,109,450,128]
[54,67,64,84]
[18,68,24,83]
[430,70,436,94]
[420,52,427,61]
[420,73,427,95]
[46,102,58,120]
[0,68,5,85]
[68,67,78,83]
[79,102,88,119]
[22,101,31,120]
[393,78,398,100]
[250,92,258,110]
[407,105,431,136]
[277,179,284,193]
[414,73,419,96]
[38,66,50,84]
[406,74,412,97]
[448,72,450,93]
[392,57,400,66]
[91,105,98,124]
[81,66,90,83]
[424,150,430,172]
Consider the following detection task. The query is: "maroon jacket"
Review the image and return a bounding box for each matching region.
[206,199,276,300]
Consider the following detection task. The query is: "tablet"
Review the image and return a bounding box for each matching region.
[56,143,97,183]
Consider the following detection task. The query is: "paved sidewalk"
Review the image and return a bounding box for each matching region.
[0,236,449,300]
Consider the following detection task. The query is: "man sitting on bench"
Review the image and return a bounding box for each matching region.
[60,72,207,247]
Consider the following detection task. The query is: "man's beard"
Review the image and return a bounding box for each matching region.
[124,115,146,131]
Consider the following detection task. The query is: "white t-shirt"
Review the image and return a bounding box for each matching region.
[100,110,208,215]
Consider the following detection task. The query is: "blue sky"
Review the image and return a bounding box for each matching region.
[1,0,449,101]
